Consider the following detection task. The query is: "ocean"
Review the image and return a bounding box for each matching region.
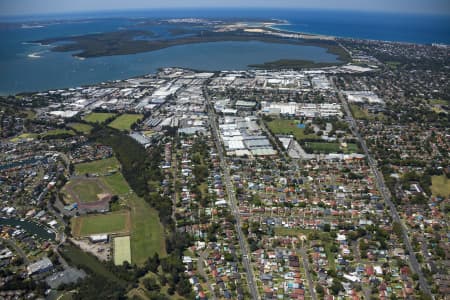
[1,9,449,95]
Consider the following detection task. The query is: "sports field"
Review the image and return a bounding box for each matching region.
[431,175,450,197]
[114,236,131,265]
[83,112,116,124]
[266,119,318,141]
[68,123,93,134]
[101,172,131,195]
[108,114,143,131]
[74,157,120,176]
[71,211,130,237]
[128,194,166,264]
[62,178,110,203]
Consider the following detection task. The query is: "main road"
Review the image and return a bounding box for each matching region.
[203,86,260,300]
[333,80,432,298]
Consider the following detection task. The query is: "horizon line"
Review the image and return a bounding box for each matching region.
[1,7,450,19]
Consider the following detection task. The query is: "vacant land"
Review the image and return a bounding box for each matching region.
[83,112,116,124]
[349,104,386,121]
[250,59,341,69]
[62,178,110,203]
[71,211,130,237]
[304,142,360,154]
[108,114,143,131]
[349,104,371,120]
[431,175,450,197]
[114,236,131,266]
[128,194,166,264]
[61,244,124,285]
[68,123,93,134]
[266,119,318,141]
[74,157,120,176]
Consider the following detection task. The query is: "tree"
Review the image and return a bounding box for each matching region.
[145,253,160,273]
[392,222,403,237]
[330,279,343,295]
[143,277,161,292]
[316,284,324,296]
[176,277,193,297]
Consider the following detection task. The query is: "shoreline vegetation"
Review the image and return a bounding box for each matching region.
[31,22,351,68]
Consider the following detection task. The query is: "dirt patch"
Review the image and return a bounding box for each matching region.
[69,238,112,262]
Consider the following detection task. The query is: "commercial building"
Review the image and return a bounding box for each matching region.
[27,257,53,275]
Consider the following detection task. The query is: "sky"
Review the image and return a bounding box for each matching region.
[1,0,450,16]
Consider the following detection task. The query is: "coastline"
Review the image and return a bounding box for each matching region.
[268,23,447,46]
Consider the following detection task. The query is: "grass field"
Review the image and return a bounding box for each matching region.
[68,123,93,134]
[349,104,372,120]
[102,173,131,195]
[128,194,166,264]
[62,178,110,203]
[114,236,131,265]
[108,114,143,131]
[83,112,116,124]
[431,175,450,197]
[349,104,386,121]
[429,99,448,106]
[304,142,360,154]
[266,119,318,141]
[10,133,38,142]
[74,157,120,176]
[61,244,124,285]
[71,211,130,237]
[41,129,75,138]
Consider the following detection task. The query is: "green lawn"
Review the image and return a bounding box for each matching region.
[108,114,143,131]
[431,175,450,197]
[71,181,105,203]
[74,157,120,176]
[83,112,116,124]
[266,119,318,141]
[128,194,166,264]
[346,143,360,153]
[61,244,124,285]
[274,227,308,237]
[68,123,93,134]
[72,211,129,236]
[102,173,131,195]
[114,236,131,266]
[385,61,401,69]
[324,242,336,270]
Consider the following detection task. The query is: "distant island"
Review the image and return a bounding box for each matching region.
[31,18,351,68]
